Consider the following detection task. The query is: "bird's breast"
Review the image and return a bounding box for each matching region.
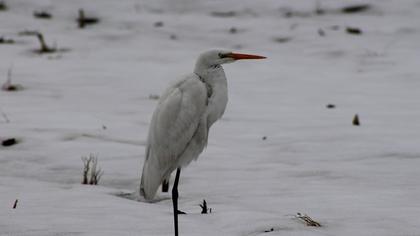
[204,73,228,128]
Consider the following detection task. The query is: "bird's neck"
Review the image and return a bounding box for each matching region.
[194,65,227,87]
[194,65,228,128]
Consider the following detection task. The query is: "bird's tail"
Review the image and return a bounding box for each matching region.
[140,158,162,201]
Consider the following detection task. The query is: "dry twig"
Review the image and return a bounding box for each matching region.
[34,11,52,19]
[2,67,23,91]
[295,213,322,227]
[0,108,10,123]
[19,30,56,53]
[12,199,18,209]
[77,9,99,28]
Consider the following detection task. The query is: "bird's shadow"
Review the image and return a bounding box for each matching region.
[113,191,171,203]
[113,192,207,215]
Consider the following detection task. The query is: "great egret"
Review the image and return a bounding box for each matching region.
[140,49,265,236]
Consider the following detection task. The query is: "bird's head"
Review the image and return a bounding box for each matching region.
[195,49,266,72]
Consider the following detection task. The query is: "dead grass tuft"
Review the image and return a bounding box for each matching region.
[81,154,104,185]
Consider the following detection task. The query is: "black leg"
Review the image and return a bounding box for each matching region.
[162,179,169,192]
[172,168,181,236]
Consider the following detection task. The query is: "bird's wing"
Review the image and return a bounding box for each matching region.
[140,74,207,200]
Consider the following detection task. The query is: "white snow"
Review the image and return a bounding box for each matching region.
[1,0,420,235]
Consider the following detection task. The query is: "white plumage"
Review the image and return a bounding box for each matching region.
[140,49,265,201]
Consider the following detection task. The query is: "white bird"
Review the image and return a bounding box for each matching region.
[139,49,265,236]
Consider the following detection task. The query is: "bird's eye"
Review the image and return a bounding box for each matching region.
[218,53,227,58]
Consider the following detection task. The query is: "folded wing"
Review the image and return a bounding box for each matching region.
[140,74,208,200]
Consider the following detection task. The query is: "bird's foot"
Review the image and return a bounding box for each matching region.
[177,209,187,215]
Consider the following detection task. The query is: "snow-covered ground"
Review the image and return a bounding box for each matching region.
[1,0,420,235]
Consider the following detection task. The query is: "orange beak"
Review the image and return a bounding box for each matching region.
[227,52,266,60]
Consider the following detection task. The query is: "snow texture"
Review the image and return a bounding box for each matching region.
[1,0,420,235]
